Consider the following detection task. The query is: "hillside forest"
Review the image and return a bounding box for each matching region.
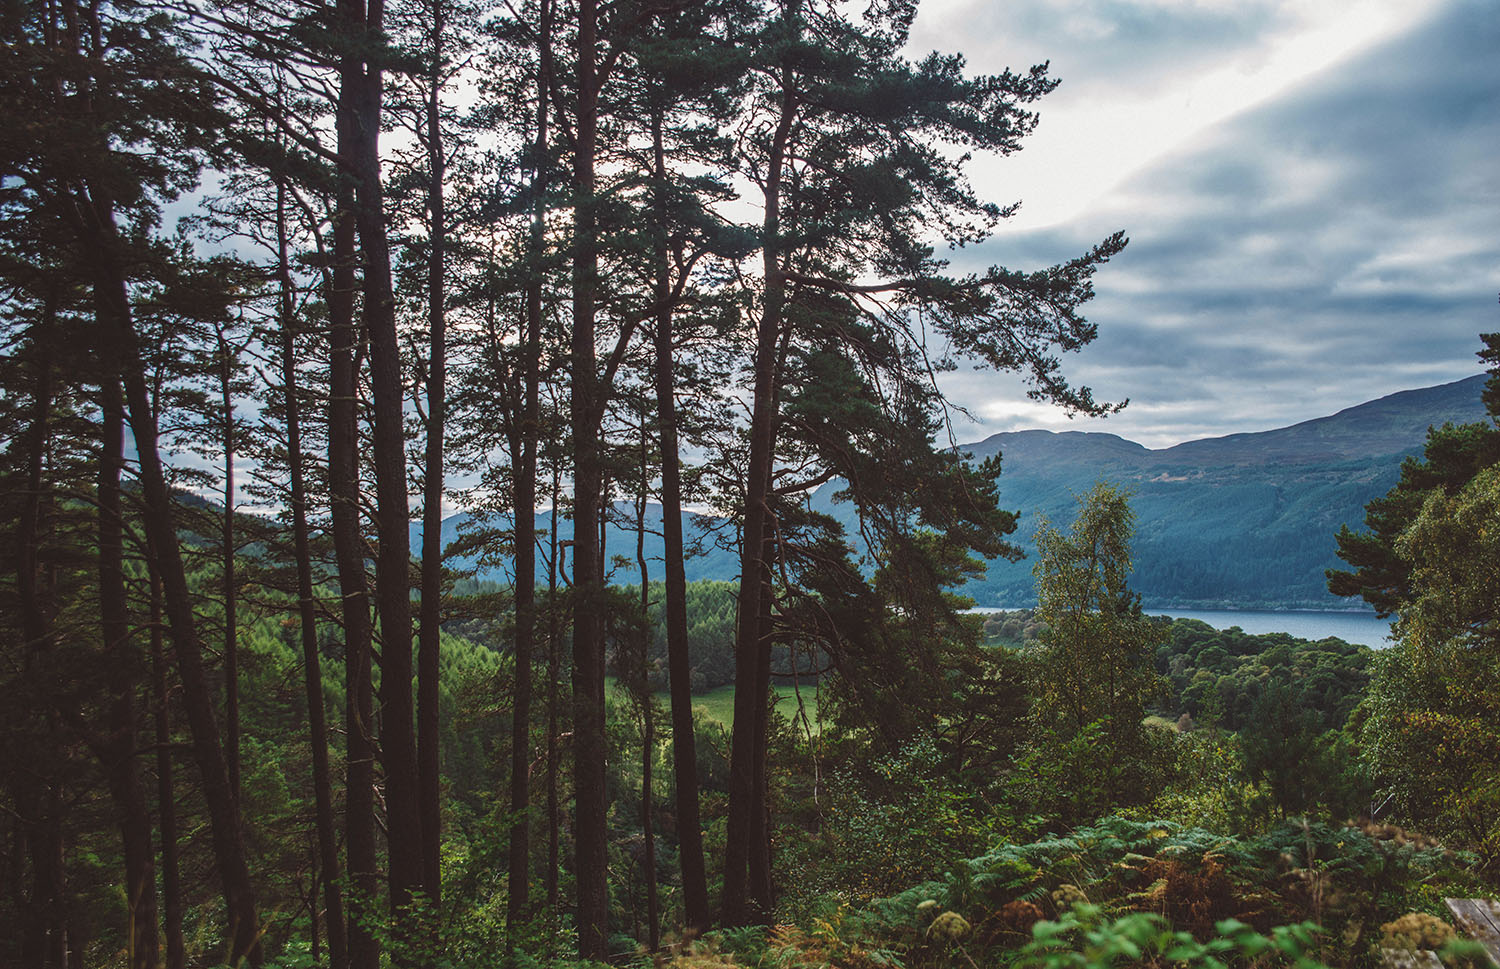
[2,1,1499,968]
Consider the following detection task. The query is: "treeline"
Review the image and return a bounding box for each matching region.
[963,468,1421,610]
[982,610,1371,733]
[453,578,819,693]
[0,0,1131,966]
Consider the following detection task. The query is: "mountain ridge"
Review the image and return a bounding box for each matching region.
[960,374,1488,468]
[432,373,1490,610]
[938,373,1489,608]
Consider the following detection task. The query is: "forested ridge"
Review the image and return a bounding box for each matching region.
[427,375,1492,609]
[2,1,1498,968]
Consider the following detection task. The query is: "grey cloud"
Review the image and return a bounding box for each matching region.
[943,0,1499,448]
[913,0,1289,96]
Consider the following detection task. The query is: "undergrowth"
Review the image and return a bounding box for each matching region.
[662,815,1485,969]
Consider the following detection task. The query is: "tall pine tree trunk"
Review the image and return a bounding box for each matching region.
[15,338,52,700]
[747,541,776,913]
[277,173,347,969]
[507,0,549,931]
[650,105,709,932]
[14,342,63,969]
[723,81,794,927]
[216,331,239,803]
[545,463,562,918]
[150,566,186,969]
[330,34,378,966]
[26,787,66,968]
[635,451,660,951]
[96,374,161,969]
[90,208,262,967]
[570,0,609,955]
[342,0,424,914]
[416,0,447,905]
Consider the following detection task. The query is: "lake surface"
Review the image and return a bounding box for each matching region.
[1145,609,1393,647]
[970,606,1395,647]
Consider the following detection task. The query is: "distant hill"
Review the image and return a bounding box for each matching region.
[428,374,1490,610]
[415,504,742,590]
[942,374,1490,608]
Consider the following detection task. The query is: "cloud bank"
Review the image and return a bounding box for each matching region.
[918,0,1500,448]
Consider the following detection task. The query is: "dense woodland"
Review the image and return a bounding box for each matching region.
[2,1,1498,967]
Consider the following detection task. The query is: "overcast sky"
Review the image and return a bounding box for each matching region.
[908,0,1500,449]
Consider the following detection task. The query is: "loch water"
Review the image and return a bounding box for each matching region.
[1144,608,1393,648]
[970,606,1394,648]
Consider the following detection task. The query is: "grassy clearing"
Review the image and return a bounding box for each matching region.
[607,678,821,727]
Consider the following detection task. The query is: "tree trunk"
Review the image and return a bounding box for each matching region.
[14,342,63,969]
[16,336,52,666]
[96,375,161,969]
[507,0,550,931]
[277,173,348,969]
[723,77,794,927]
[150,568,186,969]
[650,104,709,933]
[571,0,609,956]
[343,0,424,914]
[636,460,660,951]
[416,0,447,906]
[92,215,262,966]
[545,464,562,918]
[30,788,66,969]
[330,31,379,966]
[217,330,239,803]
[747,545,776,915]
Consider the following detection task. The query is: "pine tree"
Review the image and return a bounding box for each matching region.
[0,2,262,959]
[720,0,1126,922]
[1329,333,1500,615]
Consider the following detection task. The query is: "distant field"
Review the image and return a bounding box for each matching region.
[606,678,821,728]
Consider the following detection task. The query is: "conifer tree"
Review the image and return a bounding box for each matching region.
[627,6,755,926]
[0,2,262,959]
[721,0,1125,922]
[1329,333,1500,615]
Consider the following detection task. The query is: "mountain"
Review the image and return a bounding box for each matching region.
[940,374,1489,608]
[427,374,1489,610]
[415,504,742,589]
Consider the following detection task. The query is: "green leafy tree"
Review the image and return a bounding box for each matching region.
[1329,333,1500,615]
[1240,679,1338,818]
[1361,463,1500,858]
[1028,483,1167,822]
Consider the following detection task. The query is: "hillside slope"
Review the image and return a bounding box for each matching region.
[430,374,1489,610]
[944,374,1489,607]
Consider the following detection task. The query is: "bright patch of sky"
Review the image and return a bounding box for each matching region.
[910,0,1500,449]
[914,0,1429,232]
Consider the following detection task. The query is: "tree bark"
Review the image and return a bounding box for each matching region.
[330,0,424,932]
[330,27,378,965]
[216,329,240,803]
[571,0,609,955]
[14,340,64,969]
[545,464,562,918]
[650,104,709,933]
[150,568,186,969]
[636,455,660,951]
[747,543,776,915]
[723,72,794,927]
[343,0,424,914]
[277,173,348,969]
[507,0,550,931]
[15,336,52,662]
[416,0,447,905]
[96,374,162,969]
[92,214,263,967]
